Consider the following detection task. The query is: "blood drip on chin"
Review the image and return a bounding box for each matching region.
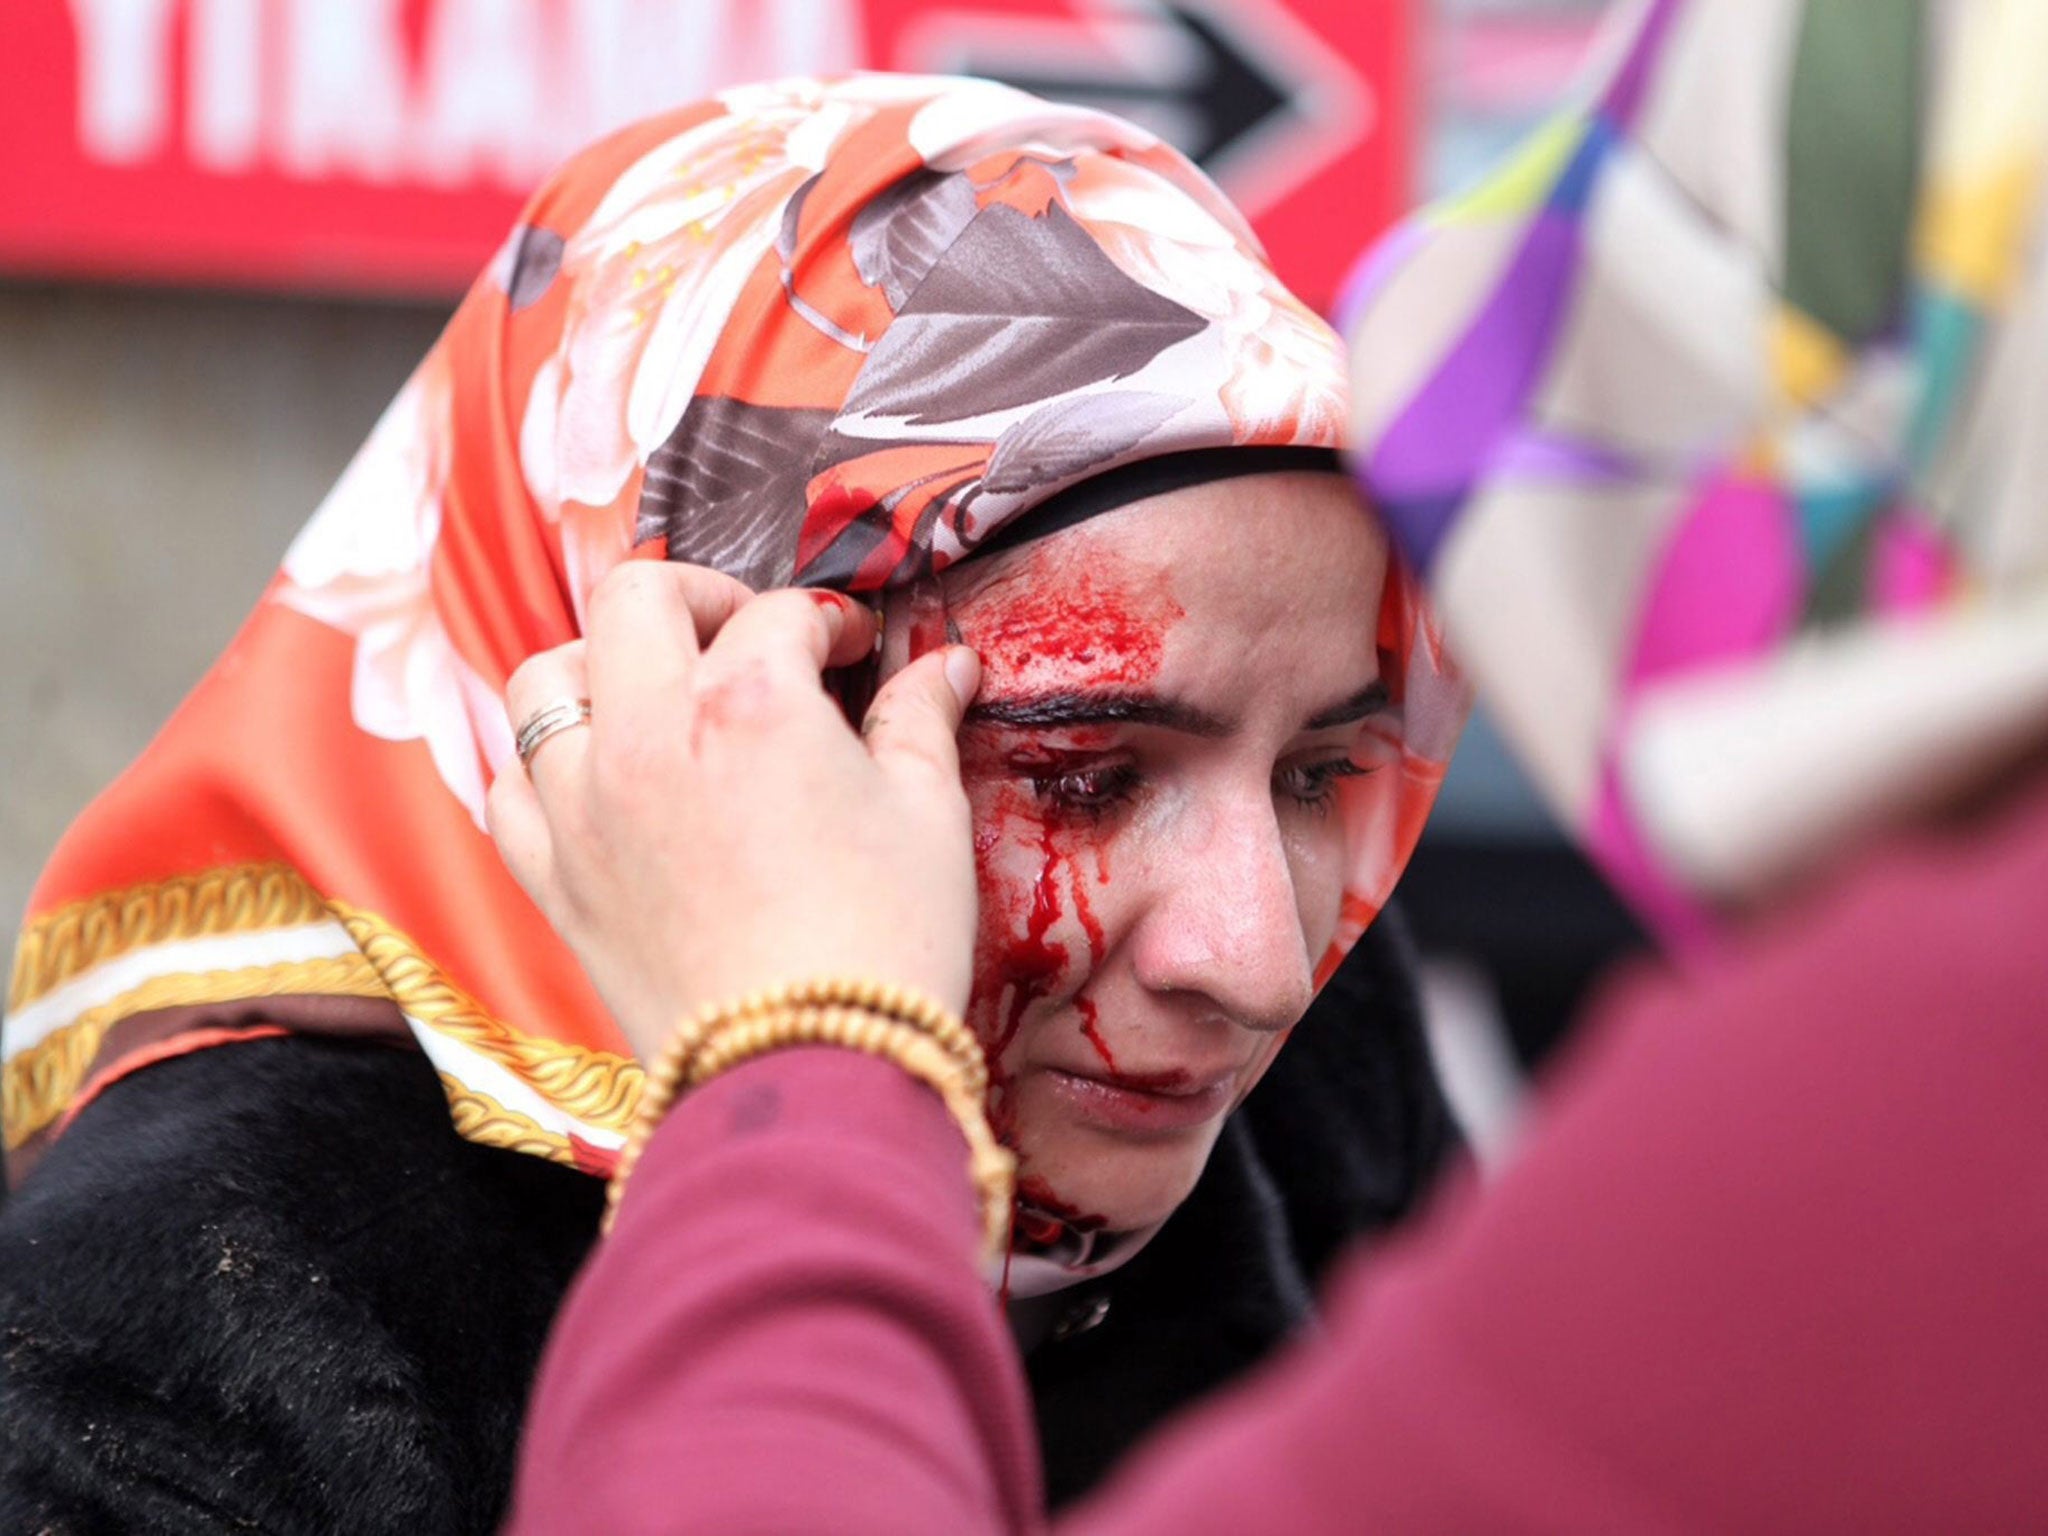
[1015,1175,1107,1245]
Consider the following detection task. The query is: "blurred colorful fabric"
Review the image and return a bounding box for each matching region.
[1344,0,2048,945]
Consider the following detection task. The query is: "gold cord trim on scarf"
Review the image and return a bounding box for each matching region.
[4,864,640,1166]
[329,902,643,1137]
[10,862,329,1012]
[3,955,389,1150]
[437,1072,584,1164]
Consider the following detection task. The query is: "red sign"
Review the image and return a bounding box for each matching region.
[0,0,1409,308]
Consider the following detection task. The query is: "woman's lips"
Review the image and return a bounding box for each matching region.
[1042,1066,1237,1134]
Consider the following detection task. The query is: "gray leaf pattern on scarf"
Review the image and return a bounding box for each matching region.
[638,397,835,589]
[849,169,982,310]
[837,203,1206,428]
[506,227,565,313]
[982,391,1188,494]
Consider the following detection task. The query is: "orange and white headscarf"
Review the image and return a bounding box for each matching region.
[5,75,1463,1185]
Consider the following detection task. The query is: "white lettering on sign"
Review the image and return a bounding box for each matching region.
[768,0,867,83]
[189,0,261,172]
[66,0,866,185]
[416,0,551,186]
[279,0,412,181]
[69,0,177,163]
[561,0,869,143]
[564,0,736,139]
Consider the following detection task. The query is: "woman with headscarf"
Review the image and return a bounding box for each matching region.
[0,76,1464,1532]
[502,2,2048,1530]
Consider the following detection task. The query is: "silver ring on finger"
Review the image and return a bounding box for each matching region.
[515,698,592,770]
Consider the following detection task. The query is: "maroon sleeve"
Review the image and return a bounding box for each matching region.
[1062,790,2048,1533]
[512,789,2048,1535]
[504,1047,1044,1536]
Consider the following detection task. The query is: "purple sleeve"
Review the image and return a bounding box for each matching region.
[504,1047,1043,1536]
[512,789,2048,1534]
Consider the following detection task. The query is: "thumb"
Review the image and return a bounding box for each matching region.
[862,645,980,786]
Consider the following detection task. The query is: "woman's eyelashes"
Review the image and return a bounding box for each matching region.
[1016,752,1374,822]
[1276,756,1373,815]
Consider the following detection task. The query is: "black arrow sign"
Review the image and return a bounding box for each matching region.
[933,0,1307,182]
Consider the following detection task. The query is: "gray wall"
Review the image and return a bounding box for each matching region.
[0,283,450,935]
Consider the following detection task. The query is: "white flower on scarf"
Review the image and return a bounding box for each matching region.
[278,356,508,829]
[517,92,895,612]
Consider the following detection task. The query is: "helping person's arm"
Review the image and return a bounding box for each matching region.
[511,773,2048,1535]
[506,1046,1040,1536]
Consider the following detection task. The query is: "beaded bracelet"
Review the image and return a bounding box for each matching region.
[708,977,988,1097]
[604,984,1014,1263]
[690,1006,1014,1258]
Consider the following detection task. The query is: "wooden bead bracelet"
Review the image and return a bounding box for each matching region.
[604,980,1014,1263]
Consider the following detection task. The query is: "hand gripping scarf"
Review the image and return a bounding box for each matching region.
[1342,0,2048,949]
[6,75,1463,1185]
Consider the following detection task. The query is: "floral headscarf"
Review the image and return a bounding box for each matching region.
[6,75,1462,1183]
[1343,0,2048,948]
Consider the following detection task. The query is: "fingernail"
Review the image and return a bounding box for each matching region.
[943,645,982,708]
[808,588,877,652]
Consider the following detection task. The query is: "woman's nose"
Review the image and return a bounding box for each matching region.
[1130,799,1313,1033]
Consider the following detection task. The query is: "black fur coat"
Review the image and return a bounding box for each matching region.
[0,912,1457,1533]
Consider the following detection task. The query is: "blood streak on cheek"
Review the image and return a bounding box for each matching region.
[1069,871,1115,1073]
[974,814,1068,1104]
[971,812,1120,1248]
[968,795,1123,1110]
[967,794,1037,1148]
